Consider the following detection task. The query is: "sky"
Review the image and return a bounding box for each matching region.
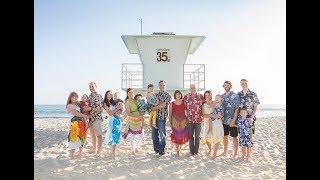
[34,0,286,105]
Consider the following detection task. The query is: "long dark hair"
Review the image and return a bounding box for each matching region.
[125,88,133,100]
[204,90,212,104]
[104,90,113,107]
[66,92,78,108]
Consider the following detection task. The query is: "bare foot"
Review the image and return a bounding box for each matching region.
[232,152,238,158]
[241,156,246,161]
[220,152,227,157]
[206,150,212,156]
[187,153,193,157]
[95,149,101,157]
[88,149,96,154]
[131,151,136,156]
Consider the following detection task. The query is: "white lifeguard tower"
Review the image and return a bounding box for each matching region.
[121,32,205,94]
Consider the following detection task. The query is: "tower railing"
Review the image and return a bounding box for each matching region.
[183,64,205,90]
[121,63,205,91]
[121,63,143,90]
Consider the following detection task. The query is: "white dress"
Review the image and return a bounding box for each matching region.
[211,105,224,144]
[202,103,215,144]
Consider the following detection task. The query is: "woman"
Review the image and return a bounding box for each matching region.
[66,92,89,159]
[169,90,189,156]
[103,90,123,156]
[210,94,225,158]
[202,90,215,156]
[123,88,145,155]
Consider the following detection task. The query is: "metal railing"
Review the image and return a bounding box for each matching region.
[121,63,143,90]
[121,63,205,90]
[183,64,205,90]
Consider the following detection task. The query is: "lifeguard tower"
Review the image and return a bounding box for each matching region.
[121,32,205,94]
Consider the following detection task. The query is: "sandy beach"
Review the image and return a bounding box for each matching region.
[34,116,286,179]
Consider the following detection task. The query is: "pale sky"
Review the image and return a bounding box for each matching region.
[34,0,286,105]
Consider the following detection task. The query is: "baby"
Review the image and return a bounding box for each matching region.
[135,94,148,112]
[79,94,91,128]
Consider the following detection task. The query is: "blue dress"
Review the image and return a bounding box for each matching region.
[237,117,253,147]
[106,115,122,146]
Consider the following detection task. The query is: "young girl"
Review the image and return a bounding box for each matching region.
[169,90,189,156]
[79,94,91,147]
[209,94,225,158]
[237,108,253,161]
[202,90,215,156]
[124,88,145,156]
[66,92,89,159]
[146,84,158,129]
[105,102,125,157]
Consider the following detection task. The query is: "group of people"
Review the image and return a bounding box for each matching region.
[66,79,259,161]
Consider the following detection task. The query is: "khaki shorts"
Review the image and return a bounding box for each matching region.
[89,120,103,136]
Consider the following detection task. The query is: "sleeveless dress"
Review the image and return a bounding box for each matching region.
[67,104,86,149]
[170,101,189,145]
[123,99,143,139]
[211,104,224,144]
[202,103,215,144]
[106,105,122,146]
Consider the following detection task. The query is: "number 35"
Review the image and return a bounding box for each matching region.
[156,52,169,62]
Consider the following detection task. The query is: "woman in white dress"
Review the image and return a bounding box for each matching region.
[209,94,225,158]
[202,90,215,156]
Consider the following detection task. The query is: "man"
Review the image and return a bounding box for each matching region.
[88,82,104,156]
[151,80,172,156]
[232,79,260,134]
[221,81,240,158]
[183,84,204,155]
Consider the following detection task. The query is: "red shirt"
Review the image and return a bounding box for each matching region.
[183,93,204,123]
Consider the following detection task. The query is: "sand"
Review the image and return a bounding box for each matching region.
[34,116,286,179]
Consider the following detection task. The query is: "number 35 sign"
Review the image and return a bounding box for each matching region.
[156,48,170,62]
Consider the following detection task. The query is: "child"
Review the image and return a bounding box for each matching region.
[80,94,91,127]
[78,94,91,148]
[146,84,158,129]
[106,102,125,157]
[237,108,254,161]
[135,94,148,112]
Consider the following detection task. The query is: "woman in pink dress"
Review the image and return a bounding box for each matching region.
[169,90,189,156]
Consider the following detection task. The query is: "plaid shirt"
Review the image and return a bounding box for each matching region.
[183,93,204,123]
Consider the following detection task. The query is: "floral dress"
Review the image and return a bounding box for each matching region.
[67,104,86,149]
[170,101,189,145]
[106,105,122,146]
[237,117,253,147]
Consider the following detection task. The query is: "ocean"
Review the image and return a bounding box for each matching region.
[34,104,286,119]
